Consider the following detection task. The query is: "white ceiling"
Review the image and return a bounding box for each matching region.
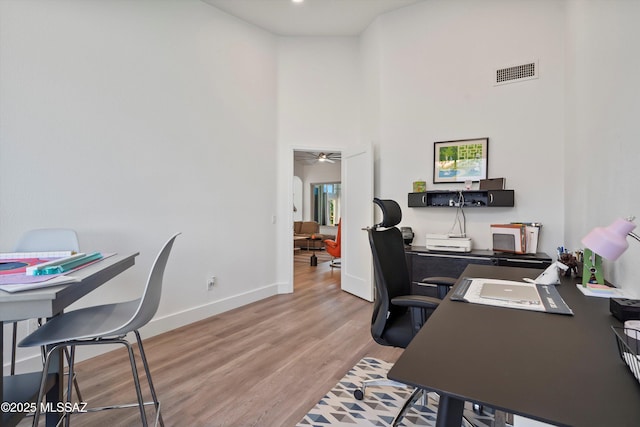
[201,0,423,36]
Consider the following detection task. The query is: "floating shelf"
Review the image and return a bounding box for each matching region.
[408,190,514,208]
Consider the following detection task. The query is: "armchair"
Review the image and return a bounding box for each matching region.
[324,220,341,268]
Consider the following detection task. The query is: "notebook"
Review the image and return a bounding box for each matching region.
[479,282,541,305]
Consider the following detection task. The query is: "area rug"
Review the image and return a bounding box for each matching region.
[297,357,496,427]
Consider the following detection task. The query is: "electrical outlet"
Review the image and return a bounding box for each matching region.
[207,276,216,291]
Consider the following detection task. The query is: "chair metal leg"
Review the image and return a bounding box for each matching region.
[392,387,424,426]
[134,330,164,427]
[120,340,149,427]
[355,377,412,400]
[64,347,83,402]
[10,322,18,375]
[38,318,83,403]
[355,380,436,427]
[32,343,65,427]
[32,338,163,427]
[64,346,76,427]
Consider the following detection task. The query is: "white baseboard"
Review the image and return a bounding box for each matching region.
[139,282,280,338]
[5,283,280,374]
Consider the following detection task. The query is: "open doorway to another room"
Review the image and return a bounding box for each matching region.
[293,150,342,290]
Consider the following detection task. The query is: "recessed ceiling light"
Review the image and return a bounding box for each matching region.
[292,0,304,3]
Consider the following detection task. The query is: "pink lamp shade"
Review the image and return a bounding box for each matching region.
[581,218,637,260]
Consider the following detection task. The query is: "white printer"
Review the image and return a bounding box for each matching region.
[425,234,472,252]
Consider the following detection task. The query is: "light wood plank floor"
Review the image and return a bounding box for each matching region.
[35,250,401,426]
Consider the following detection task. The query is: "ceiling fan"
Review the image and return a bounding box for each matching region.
[294,151,341,164]
[317,152,337,163]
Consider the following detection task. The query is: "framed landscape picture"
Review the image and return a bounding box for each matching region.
[433,138,489,183]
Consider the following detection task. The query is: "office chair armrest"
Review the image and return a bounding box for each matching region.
[324,240,338,248]
[391,295,440,310]
[391,295,440,335]
[422,276,457,299]
[421,276,457,286]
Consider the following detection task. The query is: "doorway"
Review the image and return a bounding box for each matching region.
[287,144,374,300]
[292,150,342,291]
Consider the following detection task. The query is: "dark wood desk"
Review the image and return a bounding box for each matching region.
[388,264,640,427]
[406,247,552,298]
[0,253,138,427]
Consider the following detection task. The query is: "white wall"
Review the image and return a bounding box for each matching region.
[564,0,640,297]
[362,0,566,257]
[1,0,278,371]
[275,37,360,290]
[277,37,361,147]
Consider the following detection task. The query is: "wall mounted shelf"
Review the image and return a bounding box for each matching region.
[408,190,514,208]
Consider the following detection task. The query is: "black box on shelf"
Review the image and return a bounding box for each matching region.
[610,298,640,322]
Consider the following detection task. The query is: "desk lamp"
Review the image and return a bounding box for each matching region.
[581,217,639,286]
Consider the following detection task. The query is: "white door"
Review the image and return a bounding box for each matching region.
[293,176,303,222]
[341,144,374,301]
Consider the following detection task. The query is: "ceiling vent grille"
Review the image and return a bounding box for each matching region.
[495,61,538,85]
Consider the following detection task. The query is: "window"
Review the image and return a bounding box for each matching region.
[312,183,341,226]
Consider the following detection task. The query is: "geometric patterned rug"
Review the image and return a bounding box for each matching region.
[297,358,498,427]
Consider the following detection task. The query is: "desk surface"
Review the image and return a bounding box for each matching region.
[388,264,640,427]
[0,253,139,321]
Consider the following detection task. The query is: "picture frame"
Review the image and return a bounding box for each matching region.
[433,138,489,183]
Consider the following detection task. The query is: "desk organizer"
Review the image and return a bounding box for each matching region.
[610,298,640,322]
[612,326,640,384]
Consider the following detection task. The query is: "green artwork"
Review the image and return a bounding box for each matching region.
[582,248,604,285]
[434,140,487,182]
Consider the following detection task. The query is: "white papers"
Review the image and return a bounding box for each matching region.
[575,284,624,298]
[0,251,74,259]
[0,253,115,293]
[0,275,79,293]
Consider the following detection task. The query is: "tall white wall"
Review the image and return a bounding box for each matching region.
[0,0,278,370]
[364,0,566,257]
[277,37,361,148]
[564,0,640,297]
[275,37,360,289]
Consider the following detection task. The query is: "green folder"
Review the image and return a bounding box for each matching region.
[33,252,103,275]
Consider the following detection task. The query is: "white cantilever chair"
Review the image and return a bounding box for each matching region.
[9,229,80,389]
[19,233,180,427]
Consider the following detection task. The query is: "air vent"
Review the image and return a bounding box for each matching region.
[495,61,538,85]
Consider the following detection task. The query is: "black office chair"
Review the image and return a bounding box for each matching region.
[353,198,443,426]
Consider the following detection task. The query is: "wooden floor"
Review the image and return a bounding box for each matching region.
[37,250,401,426]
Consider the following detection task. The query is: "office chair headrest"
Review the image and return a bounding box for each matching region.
[373,198,402,228]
